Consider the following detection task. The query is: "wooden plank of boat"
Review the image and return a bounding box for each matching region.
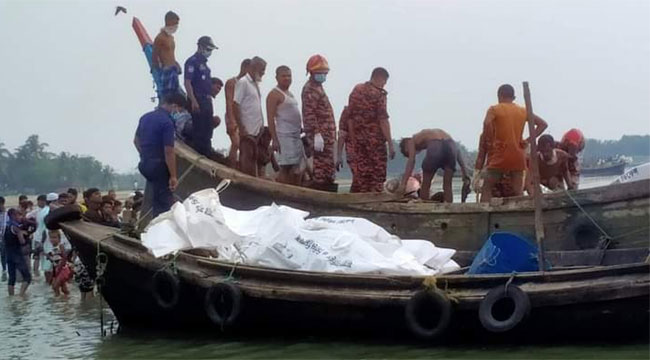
[60,220,649,309]
[171,140,650,252]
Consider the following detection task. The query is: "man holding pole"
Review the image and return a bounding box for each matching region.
[474,84,547,203]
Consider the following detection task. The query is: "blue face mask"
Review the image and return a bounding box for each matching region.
[313,73,327,83]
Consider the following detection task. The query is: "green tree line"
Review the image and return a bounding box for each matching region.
[0,135,143,194]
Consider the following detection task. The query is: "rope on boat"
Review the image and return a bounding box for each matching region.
[95,234,111,338]
[563,189,612,241]
[134,159,201,229]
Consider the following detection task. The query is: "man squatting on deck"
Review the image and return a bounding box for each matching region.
[399,129,470,202]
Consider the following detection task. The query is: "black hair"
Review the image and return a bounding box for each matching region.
[0,196,4,205]
[276,65,291,76]
[7,208,18,219]
[497,84,515,99]
[371,67,389,80]
[18,195,27,201]
[162,93,188,110]
[67,188,78,196]
[84,187,100,200]
[240,58,251,70]
[165,11,179,24]
[399,138,410,156]
[58,193,69,199]
[211,77,224,87]
[37,194,46,202]
[538,134,555,147]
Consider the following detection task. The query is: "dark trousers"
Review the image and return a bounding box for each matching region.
[191,96,214,156]
[7,248,31,286]
[139,158,173,217]
[0,241,6,271]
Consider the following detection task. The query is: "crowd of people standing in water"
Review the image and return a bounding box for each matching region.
[135,10,586,217]
[0,189,144,296]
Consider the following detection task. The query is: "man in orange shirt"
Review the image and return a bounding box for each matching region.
[474,84,547,203]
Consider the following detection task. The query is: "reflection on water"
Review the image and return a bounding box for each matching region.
[1,279,647,359]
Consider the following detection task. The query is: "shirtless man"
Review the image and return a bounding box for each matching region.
[526,134,573,192]
[224,59,251,167]
[399,129,469,202]
[152,11,181,99]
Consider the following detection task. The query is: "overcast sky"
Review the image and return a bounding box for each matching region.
[1,0,648,173]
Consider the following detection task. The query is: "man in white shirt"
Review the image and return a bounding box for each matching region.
[234,56,266,176]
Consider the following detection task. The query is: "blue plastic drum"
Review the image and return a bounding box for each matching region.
[468,232,541,275]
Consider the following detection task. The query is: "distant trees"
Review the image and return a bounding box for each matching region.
[0,135,142,194]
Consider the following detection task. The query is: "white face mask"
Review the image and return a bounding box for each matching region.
[164,24,178,35]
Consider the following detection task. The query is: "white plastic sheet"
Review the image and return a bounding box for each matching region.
[142,189,460,276]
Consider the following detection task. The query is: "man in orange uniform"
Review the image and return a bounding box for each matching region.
[347,67,395,193]
[335,106,355,176]
[475,84,547,202]
[558,128,585,189]
[301,55,337,191]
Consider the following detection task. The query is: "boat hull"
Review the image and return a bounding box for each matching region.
[62,221,650,341]
[167,142,650,252]
[581,162,627,177]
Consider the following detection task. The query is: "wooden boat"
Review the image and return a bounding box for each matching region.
[169,142,650,252]
[581,161,627,177]
[60,219,649,341]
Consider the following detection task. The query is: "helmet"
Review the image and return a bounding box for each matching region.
[306,54,329,74]
[561,128,585,151]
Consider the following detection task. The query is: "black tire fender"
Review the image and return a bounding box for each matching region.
[404,289,453,340]
[45,205,82,230]
[479,284,531,333]
[151,269,180,310]
[204,282,243,327]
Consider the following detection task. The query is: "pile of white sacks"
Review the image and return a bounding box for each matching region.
[142,189,460,276]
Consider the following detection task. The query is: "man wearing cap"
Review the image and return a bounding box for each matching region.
[184,36,218,157]
[234,56,267,176]
[347,67,394,193]
[134,93,187,217]
[301,54,336,191]
[558,128,585,189]
[152,11,181,99]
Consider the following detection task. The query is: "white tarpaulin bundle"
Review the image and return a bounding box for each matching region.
[142,189,460,276]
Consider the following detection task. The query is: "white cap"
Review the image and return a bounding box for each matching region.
[46,193,59,202]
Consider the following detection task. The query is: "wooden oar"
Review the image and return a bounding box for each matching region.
[523,82,546,272]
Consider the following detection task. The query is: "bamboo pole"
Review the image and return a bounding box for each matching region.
[523,81,546,272]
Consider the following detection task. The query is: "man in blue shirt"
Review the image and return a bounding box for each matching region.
[184,36,218,156]
[134,93,187,217]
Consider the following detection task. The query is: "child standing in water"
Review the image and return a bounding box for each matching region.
[47,230,71,296]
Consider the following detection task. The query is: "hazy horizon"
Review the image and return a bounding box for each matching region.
[1,0,648,173]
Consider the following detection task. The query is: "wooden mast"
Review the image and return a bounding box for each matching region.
[523,81,546,271]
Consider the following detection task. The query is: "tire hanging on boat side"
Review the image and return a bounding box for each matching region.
[151,269,181,310]
[404,289,453,340]
[479,284,531,333]
[204,282,242,328]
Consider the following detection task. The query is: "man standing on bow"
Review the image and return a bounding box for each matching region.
[347,67,394,193]
[152,11,181,99]
[184,36,218,157]
[301,54,337,191]
[234,56,267,176]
